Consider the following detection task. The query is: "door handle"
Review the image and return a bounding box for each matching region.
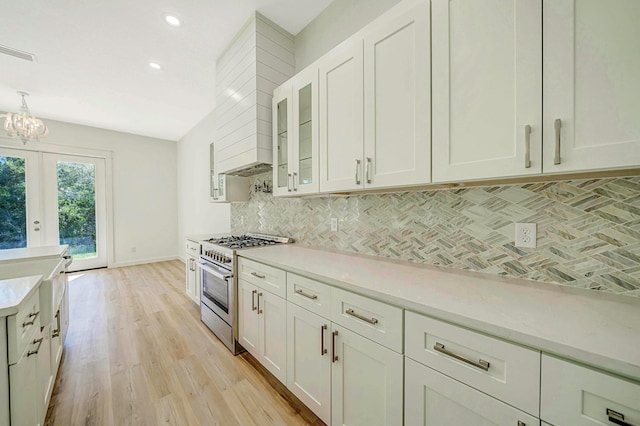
[524,125,532,168]
[332,330,339,362]
[607,408,634,426]
[365,157,372,184]
[27,337,44,357]
[257,292,263,314]
[251,289,257,311]
[293,171,298,191]
[320,324,328,356]
[287,173,293,192]
[52,310,61,338]
[554,118,562,165]
[354,159,361,185]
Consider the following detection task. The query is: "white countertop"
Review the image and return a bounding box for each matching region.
[0,245,68,264]
[0,275,43,317]
[239,245,640,381]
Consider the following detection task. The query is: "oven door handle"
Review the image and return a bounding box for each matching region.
[198,261,232,281]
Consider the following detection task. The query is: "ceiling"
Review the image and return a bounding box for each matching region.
[0,0,333,141]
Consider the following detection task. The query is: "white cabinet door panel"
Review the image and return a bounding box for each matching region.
[238,280,260,357]
[543,0,640,173]
[331,324,403,426]
[405,358,538,426]
[259,290,287,384]
[432,0,542,182]
[9,345,38,426]
[363,0,431,188]
[286,303,331,424]
[319,40,364,192]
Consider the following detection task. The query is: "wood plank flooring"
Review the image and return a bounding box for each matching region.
[44,260,322,426]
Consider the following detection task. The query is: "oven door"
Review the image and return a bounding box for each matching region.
[199,259,233,325]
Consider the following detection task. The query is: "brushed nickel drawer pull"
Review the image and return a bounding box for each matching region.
[320,324,328,356]
[554,118,562,165]
[345,308,378,324]
[251,272,266,279]
[332,330,339,362]
[293,171,298,191]
[354,159,361,185]
[524,125,532,168]
[365,157,372,184]
[295,289,318,300]
[287,173,293,192]
[251,290,257,311]
[27,337,44,357]
[434,342,490,371]
[607,408,634,426]
[257,292,263,314]
[22,311,39,328]
[517,422,526,426]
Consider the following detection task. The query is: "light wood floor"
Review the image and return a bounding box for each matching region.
[44,260,322,426]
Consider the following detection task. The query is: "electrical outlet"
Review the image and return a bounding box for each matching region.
[330,218,338,232]
[515,223,536,248]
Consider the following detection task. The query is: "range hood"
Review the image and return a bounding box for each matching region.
[214,12,295,176]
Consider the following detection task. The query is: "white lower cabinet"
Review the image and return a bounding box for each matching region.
[185,240,201,304]
[541,355,640,426]
[9,341,39,426]
[331,323,403,426]
[284,271,404,426]
[238,279,287,384]
[405,357,538,426]
[287,303,332,424]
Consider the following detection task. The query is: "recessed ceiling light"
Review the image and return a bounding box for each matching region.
[163,14,183,27]
[148,62,164,70]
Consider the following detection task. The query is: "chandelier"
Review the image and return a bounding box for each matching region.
[1,91,48,144]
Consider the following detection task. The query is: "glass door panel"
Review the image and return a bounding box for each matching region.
[277,98,289,189]
[298,83,313,185]
[0,148,41,249]
[43,153,106,271]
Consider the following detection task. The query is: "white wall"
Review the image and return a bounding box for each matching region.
[294,0,401,71]
[177,109,231,260]
[1,119,179,267]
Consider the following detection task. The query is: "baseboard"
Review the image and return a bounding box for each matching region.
[111,255,180,268]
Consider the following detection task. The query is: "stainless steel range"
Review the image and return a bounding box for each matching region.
[199,233,292,354]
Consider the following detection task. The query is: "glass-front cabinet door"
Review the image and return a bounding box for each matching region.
[273,67,318,197]
[273,84,293,196]
[292,67,319,194]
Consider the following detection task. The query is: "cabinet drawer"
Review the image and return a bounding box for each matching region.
[331,287,403,352]
[7,289,41,365]
[238,257,286,298]
[186,240,200,256]
[541,355,640,426]
[286,273,331,318]
[405,311,540,416]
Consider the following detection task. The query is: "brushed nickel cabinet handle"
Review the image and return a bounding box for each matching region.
[354,159,361,185]
[434,342,490,371]
[27,337,44,357]
[345,308,378,325]
[365,157,372,184]
[295,288,318,300]
[251,272,266,279]
[524,125,532,168]
[293,171,298,191]
[607,408,634,426]
[22,311,39,328]
[332,330,339,362]
[287,173,292,192]
[257,292,263,314]
[251,289,257,311]
[52,310,61,338]
[320,324,328,355]
[554,118,562,165]
[517,422,526,426]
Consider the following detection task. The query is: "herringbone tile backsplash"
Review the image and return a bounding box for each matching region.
[231,174,640,297]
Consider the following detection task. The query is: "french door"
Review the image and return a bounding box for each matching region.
[0,148,107,271]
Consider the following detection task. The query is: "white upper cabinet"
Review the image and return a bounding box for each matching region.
[318,0,431,193]
[432,0,542,182]
[273,66,320,196]
[363,0,431,188]
[543,0,640,173]
[319,39,365,192]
